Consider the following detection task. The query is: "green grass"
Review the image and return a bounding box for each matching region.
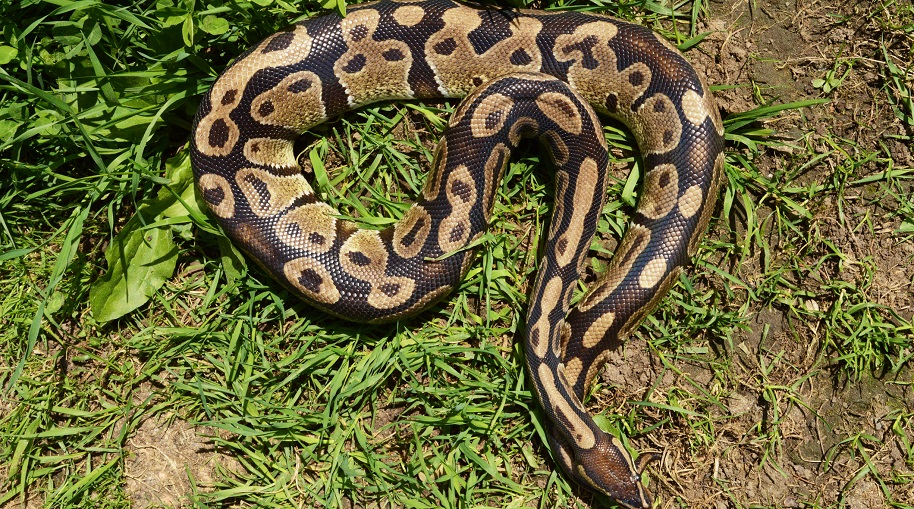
[2,0,914,508]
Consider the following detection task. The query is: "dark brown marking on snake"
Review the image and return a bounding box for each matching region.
[557,367,570,389]
[284,222,302,239]
[485,111,503,130]
[380,282,401,297]
[348,251,372,267]
[553,99,576,120]
[258,100,275,117]
[298,269,323,293]
[243,173,271,208]
[308,232,326,245]
[351,24,369,42]
[553,406,583,442]
[384,48,406,61]
[433,37,457,55]
[263,31,294,53]
[289,78,313,93]
[449,223,466,243]
[561,36,600,69]
[557,237,568,256]
[209,119,230,148]
[451,179,472,202]
[221,90,237,105]
[559,322,572,358]
[620,234,647,266]
[510,48,532,66]
[203,186,225,206]
[604,93,618,113]
[343,54,367,73]
[401,217,426,248]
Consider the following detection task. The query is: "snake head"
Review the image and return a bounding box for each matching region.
[551,431,657,508]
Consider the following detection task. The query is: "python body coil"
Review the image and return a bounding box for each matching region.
[190,1,724,506]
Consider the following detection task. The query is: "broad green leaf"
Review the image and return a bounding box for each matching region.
[216,234,246,286]
[160,150,200,219]
[320,0,347,16]
[89,217,178,322]
[182,15,194,47]
[90,151,196,322]
[92,212,176,318]
[200,15,229,35]
[0,45,17,65]
[0,119,18,142]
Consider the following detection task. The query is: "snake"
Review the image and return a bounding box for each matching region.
[189,0,724,506]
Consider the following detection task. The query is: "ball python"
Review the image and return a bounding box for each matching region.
[190,0,724,506]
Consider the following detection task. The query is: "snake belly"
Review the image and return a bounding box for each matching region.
[190,1,724,507]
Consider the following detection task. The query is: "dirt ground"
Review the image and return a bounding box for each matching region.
[117,0,913,507]
[594,0,914,506]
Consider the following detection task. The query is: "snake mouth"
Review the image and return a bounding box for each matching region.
[567,434,656,509]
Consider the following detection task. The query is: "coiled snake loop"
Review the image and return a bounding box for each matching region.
[190,1,725,506]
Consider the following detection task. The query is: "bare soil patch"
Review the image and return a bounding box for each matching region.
[124,415,243,508]
[592,0,914,506]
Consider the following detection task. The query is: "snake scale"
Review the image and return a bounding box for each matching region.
[190,0,724,506]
